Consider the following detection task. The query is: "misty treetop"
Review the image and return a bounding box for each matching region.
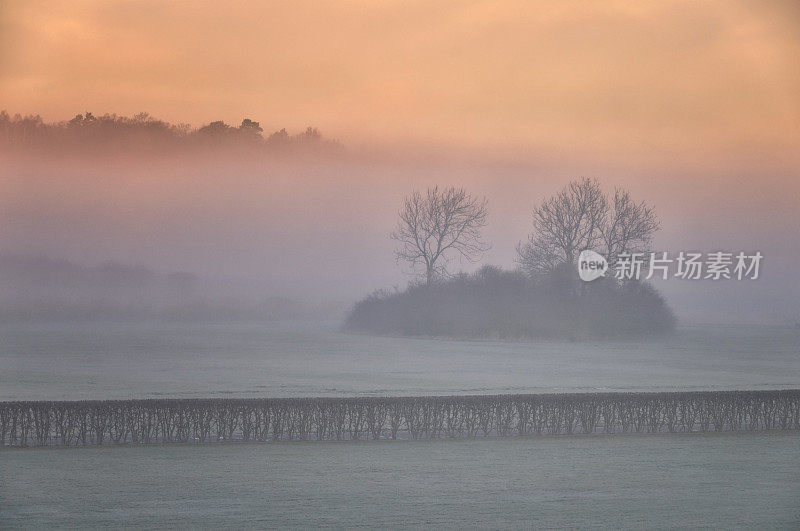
[349,179,675,340]
[0,110,341,155]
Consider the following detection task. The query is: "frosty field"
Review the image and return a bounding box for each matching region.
[1,321,798,401]
[1,321,798,528]
[2,432,798,529]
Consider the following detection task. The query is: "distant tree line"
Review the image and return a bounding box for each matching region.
[0,110,341,154]
[347,179,675,340]
[0,254,332,322]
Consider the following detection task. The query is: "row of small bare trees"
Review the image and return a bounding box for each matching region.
[391,179,659,282]
[2,390,797,446]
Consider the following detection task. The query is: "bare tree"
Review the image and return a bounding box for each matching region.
[517,178,607,275]
[392,186,489,284]
[517,178,659,275]
[600,189,660,265]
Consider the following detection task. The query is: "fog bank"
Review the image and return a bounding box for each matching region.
[1,147,797,324]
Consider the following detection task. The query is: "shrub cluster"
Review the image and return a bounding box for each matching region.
[345,265,676,340]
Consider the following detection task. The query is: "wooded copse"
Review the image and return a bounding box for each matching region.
[349,180,673,339]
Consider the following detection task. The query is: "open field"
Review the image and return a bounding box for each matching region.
[1,321,798,401]
[2,432,798,528]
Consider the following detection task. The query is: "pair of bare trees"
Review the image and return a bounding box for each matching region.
[392,178,658,282]
[517,178,660,276]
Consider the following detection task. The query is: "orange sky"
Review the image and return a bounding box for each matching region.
[2,0,799,159]
[1,1,800,322]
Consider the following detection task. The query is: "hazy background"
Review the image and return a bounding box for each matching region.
[2,0,799,154]
[1,0,798,324]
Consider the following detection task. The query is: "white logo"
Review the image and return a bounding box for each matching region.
[578,250,608,281]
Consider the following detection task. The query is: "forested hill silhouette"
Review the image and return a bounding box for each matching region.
[0,111,342,156]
